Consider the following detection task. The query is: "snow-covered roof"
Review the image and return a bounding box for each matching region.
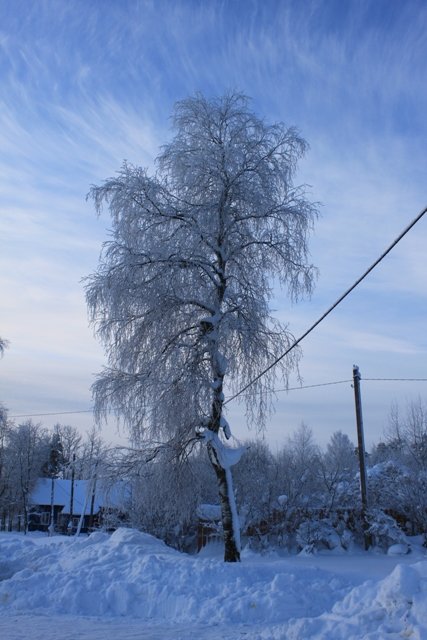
[30,478,130,515]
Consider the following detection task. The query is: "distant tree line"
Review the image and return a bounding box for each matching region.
[1,398,426,551]
[0,406,107,532]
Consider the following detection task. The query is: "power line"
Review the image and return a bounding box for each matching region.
[224,204,427,405]
[277,378,427,389]
[10,409,94,419]
[227,377,427,399]
[232,379,352,399]
[281,380,352,391]
[364,378,427,382]
[9,377,427,419]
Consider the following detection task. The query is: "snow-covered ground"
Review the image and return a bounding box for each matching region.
[1,529,426,639]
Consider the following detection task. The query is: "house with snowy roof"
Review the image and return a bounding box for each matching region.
[29,478,130,534]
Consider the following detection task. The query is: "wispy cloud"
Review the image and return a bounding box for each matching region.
[0,0,426,446]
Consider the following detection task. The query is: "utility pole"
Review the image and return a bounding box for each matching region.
[89,461,98,532]
[352,364,370,549]
[68,454,76,534]
[48,476,55,537]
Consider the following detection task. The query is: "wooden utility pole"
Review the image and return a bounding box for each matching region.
[89,460,99,532]
[68,454,76,534]
[352,364,370,549]
[48,476,55,537]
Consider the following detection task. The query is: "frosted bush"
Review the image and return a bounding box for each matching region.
[296,518,341,553]
[367,509,405,550]
[339,527,354,550]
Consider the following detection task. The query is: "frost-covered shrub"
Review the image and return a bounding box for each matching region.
[330,513,355,550]
[339,527,354,550]
[296,518,341,553]
[366,509,405,550]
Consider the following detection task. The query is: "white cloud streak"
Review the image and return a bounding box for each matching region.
[0,0,426,447]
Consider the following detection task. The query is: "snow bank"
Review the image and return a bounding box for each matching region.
[0,529,352,622]
[276,559,427,639]
[1,530,427,639]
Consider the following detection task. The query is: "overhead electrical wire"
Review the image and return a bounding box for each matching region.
[232,379,353,399]
[226,377,427,400]
[9,378,427,419]
[364,378,427,382]
[10,409,94,419]
[224,204,427,405]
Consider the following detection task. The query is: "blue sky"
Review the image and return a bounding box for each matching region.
[1,0,426,449]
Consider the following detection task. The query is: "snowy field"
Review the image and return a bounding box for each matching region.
[1,529,427,639]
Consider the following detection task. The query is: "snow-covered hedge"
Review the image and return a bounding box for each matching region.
[296,517,353,553]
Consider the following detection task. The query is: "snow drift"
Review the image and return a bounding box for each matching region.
[1,529,427,639]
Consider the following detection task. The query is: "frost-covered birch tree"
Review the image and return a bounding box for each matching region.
[86,92,317,562]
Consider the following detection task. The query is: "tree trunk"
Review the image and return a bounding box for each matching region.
[208,443,241,562]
